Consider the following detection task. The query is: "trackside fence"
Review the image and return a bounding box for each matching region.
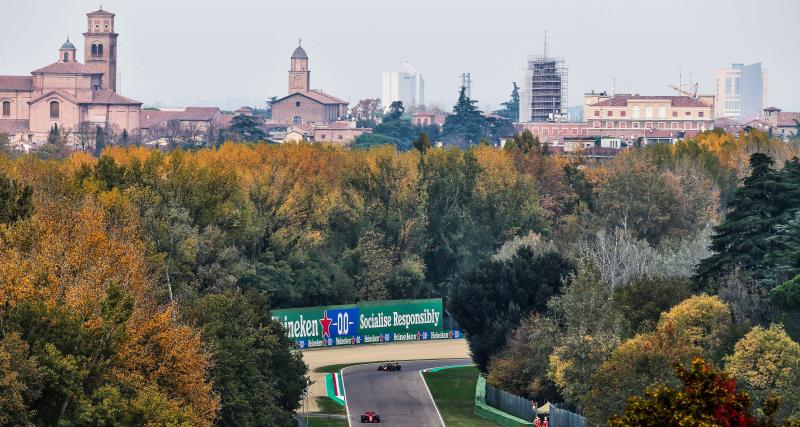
[484,381,586,427]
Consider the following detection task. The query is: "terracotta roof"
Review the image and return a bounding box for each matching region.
[29,90,81,105]
[91,89,142,105]
[274,90,348,106]
[0,76,33,91]
[0,119,29,134]
[87,9,114,16]
[317,121,352,129]
[590,95,711,108]
[777,112,800,127]
[32,61,96,75]
[140,107,221,129]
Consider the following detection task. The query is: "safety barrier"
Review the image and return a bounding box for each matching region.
[474,375,534,427]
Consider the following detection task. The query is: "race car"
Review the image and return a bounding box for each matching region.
[376,362,401,371]
[361,411,381,423]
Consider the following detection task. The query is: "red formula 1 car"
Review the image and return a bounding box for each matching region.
[376,361,402,371]
[361,411,381,423]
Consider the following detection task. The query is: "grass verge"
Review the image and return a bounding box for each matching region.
[423,366,498,427]
[307,416,348,427]
[314,396,345,415]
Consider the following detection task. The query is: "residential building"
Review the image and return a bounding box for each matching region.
[271,43,348,125]
[519,55,568,122]
[583,92,714,141]
[763,107,800,140]
[0,8,141,146]
[381,61,424,110]
[412,111,446,128]
[714,63,768,119]
[139,107,228,144]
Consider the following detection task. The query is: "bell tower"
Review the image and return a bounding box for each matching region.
[288,40,310,94]
[83,8,118,91]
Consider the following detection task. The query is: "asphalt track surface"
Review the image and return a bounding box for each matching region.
[343,358,472,427]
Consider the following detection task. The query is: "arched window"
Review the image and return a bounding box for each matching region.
[97,44,103,57]
[658,106,666,118]
[49,101,59,119]
[91,44,98,56]
[632,106,640,118]
[63,52,69,62]
[2,101,10,117]
[645,106,653,118]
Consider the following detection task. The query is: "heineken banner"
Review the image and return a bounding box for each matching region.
[272,298,464,349]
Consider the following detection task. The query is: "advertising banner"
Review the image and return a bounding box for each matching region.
[272,298,463,349]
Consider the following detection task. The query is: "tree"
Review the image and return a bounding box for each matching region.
[447,245,574,371]
[227,114,267,142]
[613,275,691,333]
[93,125,107,156]
[725,325,800,419]
[413,132,431,154]
[494,82,519,122]
[697,154,800,286]
[47,123,60,146]
[0,172,33,225]
[503,129,541,154]
[442,87,484,146]
[609,358,754,427]
[191,291,308,426]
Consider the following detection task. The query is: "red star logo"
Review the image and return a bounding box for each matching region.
[319,311,333,338]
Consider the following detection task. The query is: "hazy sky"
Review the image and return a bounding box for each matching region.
[2,0,799,112]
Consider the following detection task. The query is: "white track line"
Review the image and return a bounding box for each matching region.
[419,369,446,427]
[341,366,352,427]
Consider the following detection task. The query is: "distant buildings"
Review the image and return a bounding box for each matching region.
[714,63,768,119]
[271,43,349,126]
[381,61,424,110]
[519,55,568,123]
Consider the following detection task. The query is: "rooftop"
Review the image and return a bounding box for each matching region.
[31,61,97,75]
[0,76,34,91]
[589,95,712,108]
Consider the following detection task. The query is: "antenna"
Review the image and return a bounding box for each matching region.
[543,29,548,59]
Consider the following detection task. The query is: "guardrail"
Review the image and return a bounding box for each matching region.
[474,375,534,427]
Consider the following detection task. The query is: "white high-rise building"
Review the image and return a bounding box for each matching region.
[381,60,424,110]
[714,63,768,119]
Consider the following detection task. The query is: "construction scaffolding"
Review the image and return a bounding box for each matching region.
[520,55,568,123]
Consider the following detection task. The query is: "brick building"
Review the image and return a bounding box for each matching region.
[271,44,348,125]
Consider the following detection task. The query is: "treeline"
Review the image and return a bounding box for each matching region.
[449,129,800,424]
[0,127,798,424]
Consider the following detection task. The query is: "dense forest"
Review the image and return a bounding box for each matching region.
[0,127,799,425]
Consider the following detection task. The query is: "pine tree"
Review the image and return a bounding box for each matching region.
[697,154,800,286]
[494,82,519,122]
[442,87,484,146]
[413,132,431,154]
[93,125,106,156]
[47,124,59,145]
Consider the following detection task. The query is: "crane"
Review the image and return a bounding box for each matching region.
[668,83,698,99]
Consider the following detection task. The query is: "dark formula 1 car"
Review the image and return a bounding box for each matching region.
[361,411,381,423]
[376,362,401,371]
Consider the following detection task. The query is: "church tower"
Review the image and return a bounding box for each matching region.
[83,8,118,91]
[288,41,310,94]
[59,38,77,62]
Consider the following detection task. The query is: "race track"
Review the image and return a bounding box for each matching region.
[343,358,471,427]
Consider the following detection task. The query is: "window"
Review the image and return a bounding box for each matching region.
[607,111,613,117]
[619,122,627,129]
[685,111,691,116]
[645,122,653,129]
[594,110,600,117]
[593,121,600,128]
[658,122,666,129]
[658,106,666,118]
[645,106,653,118]
[698,111,704,117]
[606,121,614,128]
[295,101,301,107]
[49,101,59,119]
[338,135,343,140]
[671,122,679,129]
[91,44,98,56]
[735,77,741,95]
[725,77,732,96]
[2,101,10,117]
[97,44,103,57]
[672,111,678,117]
[633,122,640,129]
[632,106,640,118]
[63,52,69,62]
[292,115,302,124]
[319,134,326,139]
[620,111,626,117]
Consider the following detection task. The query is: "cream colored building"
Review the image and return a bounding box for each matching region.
[583,93,715,134]
[714,63,768,119]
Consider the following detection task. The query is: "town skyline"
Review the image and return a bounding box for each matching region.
[2,0,799,112]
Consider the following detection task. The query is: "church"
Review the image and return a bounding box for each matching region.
[0,9,142,147]
[271,43,349,125]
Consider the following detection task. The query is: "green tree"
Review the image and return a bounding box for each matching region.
[697,154,800,286]
[93,125,107,156]
[503,129,541,154]
[0,172,33,225]
[191,291,308,426]
[47,124,60,146]
[494,82,519,122]
[413,132,431,154]
[227,115,267,142]
[613,276,691,333]
[442,87,484,146]
[447,245,574,371]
